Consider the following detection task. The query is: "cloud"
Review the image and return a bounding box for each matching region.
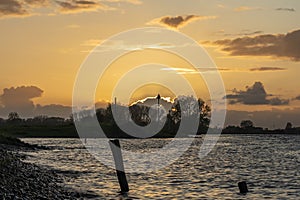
[209,29,300,61]
[161,67,231,74]
[0,86,43,117]
[295,95,300,101]
[25,0,49,7]
[55,0,142,13]
[131,96,173,111]
[249,67,286,72]
[268,97,289,106]
[276,8,295,12]
[234,6,261,12]
[0,0,49,18]
[55,0,111,13]
[102,0,142,5]
[123,0,142,4]
[161,66,286,74]
[80,39,180,53]
[0,0,28,17]
[148,15,217,29]
[0,0,102,18]
[0,85,71,118]
[0,0,142,18]
[225,81,289,106]
[214,30,263,37]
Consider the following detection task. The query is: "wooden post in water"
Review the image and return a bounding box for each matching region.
[114,97,117,113]
[156,94,160,122]
[238,181,248,194]
[109,139,129,193]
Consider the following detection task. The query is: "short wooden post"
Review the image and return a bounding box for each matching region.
[109,139,129,193]
[238,181,248,194]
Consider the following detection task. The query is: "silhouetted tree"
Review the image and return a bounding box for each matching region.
[96,103,130,125]
[169,96,211,134]
[8,112,20,121]
[44,117,65,125]
[34,115,48,123]
[104,104,114,124]
[93,95,212,137]
[170,96,197,123]
[240,120,254,129]
[25,116,43,125]
[198,98,211,133]
[7,112,22,125]
[129,104,151,126]
[96,108,106,123]
[285,122,292,130]
[0,118,4,125]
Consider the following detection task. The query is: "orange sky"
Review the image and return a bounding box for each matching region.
[0,0,300,127]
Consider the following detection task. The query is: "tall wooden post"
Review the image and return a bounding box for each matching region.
[238,181,248,194]
[114,97,117,113]
[109,139,129,193]
[156,94,161,122]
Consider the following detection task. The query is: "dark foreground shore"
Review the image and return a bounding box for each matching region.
[0,136,98,199]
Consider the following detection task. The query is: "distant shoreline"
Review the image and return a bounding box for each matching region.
[1,123,299,139]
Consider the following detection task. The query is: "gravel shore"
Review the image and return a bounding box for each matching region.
[0,139,99,199]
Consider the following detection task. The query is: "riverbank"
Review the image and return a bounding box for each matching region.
[0,124,299,139]
[0,135,98,199]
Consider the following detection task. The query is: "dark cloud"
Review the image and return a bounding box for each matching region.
[225,82,289,105]
[246,31,263,35]
[0,0,27,16]
[216,30,264,37]
[295,95,300,101]
[249,67,286,71]
[0,85,71,118]
[0,86,43,117]
[25,0,48,6]
[160,15,197,28]
[149,15,217,29]
[0,0,142,18]
[210,29,300,61]
[0,0,48,18]
[269,97,289,106]
[177,67,286,73]
[276,8,295,12]
[232,30,263,37]
[55,0,107,13]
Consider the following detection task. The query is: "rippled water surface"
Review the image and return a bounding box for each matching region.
[22,135,300,199]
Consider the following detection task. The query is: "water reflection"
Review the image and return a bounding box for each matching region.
[22,135,300,199]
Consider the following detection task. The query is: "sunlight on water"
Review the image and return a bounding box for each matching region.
[22,135,300,199]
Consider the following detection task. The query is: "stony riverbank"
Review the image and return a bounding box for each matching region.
[0,135,98,199]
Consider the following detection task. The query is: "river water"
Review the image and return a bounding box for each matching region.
[21,135,300,199]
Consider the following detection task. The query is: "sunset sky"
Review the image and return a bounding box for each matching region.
[0,0,300,128]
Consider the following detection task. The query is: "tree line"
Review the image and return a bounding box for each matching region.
[0,95,211,138]
[1,95,298,137]
[75,95,211,137]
